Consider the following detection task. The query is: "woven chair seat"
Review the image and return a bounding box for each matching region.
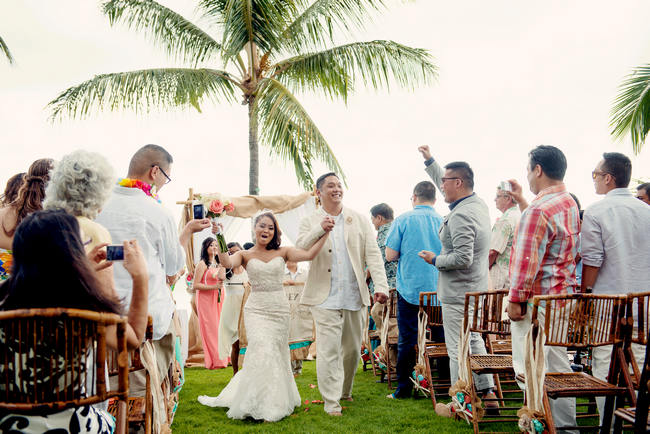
[108,397,146,423]
[490,340,512,354]
[469,354,513,374]
[518,372,627,399]
[425,342,447,357]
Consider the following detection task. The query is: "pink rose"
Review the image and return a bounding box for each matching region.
[224,202,235,213]
[209,199,224,214]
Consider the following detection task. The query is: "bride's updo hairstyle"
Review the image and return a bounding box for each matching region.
[254,212,281,250]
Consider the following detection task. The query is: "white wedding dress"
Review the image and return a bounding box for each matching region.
[198,256,301,422]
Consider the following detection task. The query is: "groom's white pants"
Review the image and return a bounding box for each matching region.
[311,307,366,413]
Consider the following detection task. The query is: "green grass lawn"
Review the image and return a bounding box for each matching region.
[171,360,513,433]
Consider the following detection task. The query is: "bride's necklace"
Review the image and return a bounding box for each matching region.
[118,178,161,203]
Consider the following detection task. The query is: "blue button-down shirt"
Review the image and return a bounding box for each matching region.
[385,205,443,305]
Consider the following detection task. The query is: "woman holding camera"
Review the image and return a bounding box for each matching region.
[193,237,230,369]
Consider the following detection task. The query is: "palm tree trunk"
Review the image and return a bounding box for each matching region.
[248,96,259,195]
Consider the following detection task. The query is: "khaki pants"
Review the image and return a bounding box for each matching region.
[311,307,366,413]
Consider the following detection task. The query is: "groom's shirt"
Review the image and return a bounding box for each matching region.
[317,213,363,311]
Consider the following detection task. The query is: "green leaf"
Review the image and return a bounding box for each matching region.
[47,68,237,121]
[279,0,386,53]
[275,40,437,96]
[0,35,14,64]
[255,78,345,189]
[611,64,650,155]
[102,0,222,66]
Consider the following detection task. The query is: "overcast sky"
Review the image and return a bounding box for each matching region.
[2,0,650,232]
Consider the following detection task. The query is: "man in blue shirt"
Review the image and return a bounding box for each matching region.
[385,181,443,399]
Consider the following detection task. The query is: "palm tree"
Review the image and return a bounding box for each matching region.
[610,64,650,155]
[48,0,437,194]
[1,35,14,64]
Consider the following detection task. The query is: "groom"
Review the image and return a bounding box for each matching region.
[297,172,389,416]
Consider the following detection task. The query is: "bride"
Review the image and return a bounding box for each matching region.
[198,212,330,422]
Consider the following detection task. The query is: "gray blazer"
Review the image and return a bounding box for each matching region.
[425,162,491,304]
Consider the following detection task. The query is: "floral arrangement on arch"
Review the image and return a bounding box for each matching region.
[196,193,235,252]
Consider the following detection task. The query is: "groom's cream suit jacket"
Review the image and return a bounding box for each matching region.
[297,207,389,307]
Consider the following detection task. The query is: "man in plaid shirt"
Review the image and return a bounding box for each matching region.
[506,145,580,431]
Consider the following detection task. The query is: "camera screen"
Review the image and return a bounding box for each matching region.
[193,204,205,220]
[106,245,124,261]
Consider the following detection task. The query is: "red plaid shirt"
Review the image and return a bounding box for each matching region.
[508,184,580,303]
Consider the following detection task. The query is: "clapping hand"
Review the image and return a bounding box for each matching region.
[418,250,436,264]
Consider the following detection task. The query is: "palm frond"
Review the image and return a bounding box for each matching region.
[275,40,436,94]
[255,78,345,189]
[204,0,298,60]
[610,64,650,155]
[102,0,221,66]
[0,36,14,64]
[47,68,237,122]
[279,0,386,53]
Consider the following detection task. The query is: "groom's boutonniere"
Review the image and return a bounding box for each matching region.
[346,216,352,224]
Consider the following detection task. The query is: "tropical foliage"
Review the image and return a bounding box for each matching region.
[48,0,437,194]
[1,35,14,64]
[610,64,650,155]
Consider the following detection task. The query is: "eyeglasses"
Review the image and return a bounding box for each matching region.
[441,177,461,183]
[591,170,612,180]
[152,165,172,184]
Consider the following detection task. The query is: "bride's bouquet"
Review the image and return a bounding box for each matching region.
[197,193,235,253]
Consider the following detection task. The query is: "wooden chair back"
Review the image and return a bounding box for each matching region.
[387,289,398,320]
[419,291,442,327]
[108,316,154,375]
[0,308,128,430]
[625,292,650,346]
[633,326,650,431]
[464,290,510,336]
[531,294,626,349]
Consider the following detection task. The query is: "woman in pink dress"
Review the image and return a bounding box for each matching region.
[193,237,230,369]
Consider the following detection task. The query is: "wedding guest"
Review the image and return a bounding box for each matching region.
[368,203,397,335]
[219,241,249,374]
[417,146,496,407]
[193,237,229,369]
[506,145,579,430]
[283,260,311,376]
[0,209,148,432]
[581,152,650,421]
[0,159,53,282]
[636,182,650,205]
[385,181,443,399]
[0,173,25,206]
[569,193,583,288]
[489,182,520,290]
[96,144,210,395]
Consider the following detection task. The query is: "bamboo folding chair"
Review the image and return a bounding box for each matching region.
[383,289,399,389]
[613,324,650,433]
[417,291,449,408]
[462,290,522,433]
[623,292,650,390]
[522,294,635,433]
[0,308,129,434]
[107,316,154,434]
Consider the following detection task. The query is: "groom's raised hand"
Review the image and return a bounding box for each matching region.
[320,216,335,232]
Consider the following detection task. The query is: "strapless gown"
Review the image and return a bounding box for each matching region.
[198,256,301,422]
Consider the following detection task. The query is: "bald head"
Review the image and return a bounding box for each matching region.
[127,144,173,179]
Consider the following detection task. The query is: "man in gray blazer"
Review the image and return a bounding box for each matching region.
[417,145,497,406]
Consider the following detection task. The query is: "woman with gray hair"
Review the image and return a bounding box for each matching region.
[44,150,115,252]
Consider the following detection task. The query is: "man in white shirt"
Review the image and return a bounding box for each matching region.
[297,172,389,416]
[581,152,650,421]
[97,144,209,393]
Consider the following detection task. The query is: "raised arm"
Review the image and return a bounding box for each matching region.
[216,249,242,270]
[419,145,443,192]
[287,231,330,262]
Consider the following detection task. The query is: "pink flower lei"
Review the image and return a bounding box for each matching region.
[118,178,161,203]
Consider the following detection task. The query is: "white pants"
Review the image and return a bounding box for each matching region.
[592,343,645,425]
[511,305,577,433]
[311,307,366,413]
[441,302,494,391]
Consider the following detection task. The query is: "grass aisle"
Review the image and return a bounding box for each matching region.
[172,360,477,433]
